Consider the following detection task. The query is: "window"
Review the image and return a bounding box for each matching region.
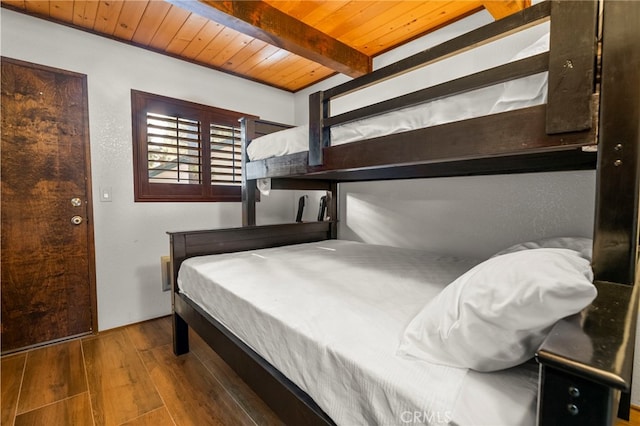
[132,90,252,202]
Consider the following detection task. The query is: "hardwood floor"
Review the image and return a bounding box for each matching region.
[1,316,282,426]
[620,407,640,426]
[2,315,640,425]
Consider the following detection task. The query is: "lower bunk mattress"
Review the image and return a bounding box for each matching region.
[177,240,539,426]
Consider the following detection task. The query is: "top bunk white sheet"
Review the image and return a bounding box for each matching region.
[247,33,549,162]
[178,240,539,426]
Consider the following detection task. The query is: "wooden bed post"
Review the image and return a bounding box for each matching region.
[169,233,190,355]
[592,0,640,286]
[328,182,338,239]
[309,91,327,166]
[241,117,257,226]
[539,1,640,424]
[593,1,640,419]
[545,0,598,134]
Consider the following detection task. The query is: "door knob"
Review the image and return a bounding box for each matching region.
[71,215,83,225]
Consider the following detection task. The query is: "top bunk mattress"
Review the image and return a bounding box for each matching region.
[177,240,539,425]
[247,33,549,162]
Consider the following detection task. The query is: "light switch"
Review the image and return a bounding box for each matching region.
[100,186,112,202]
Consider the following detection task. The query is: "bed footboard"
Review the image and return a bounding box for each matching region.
[169,221,334,282]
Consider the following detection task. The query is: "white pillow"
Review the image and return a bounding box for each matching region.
[492,237,592,261]
[397,248,596,372]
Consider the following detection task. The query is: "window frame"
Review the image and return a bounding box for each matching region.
[131,90,253,202]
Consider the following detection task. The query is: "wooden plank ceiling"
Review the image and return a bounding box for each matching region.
[1,1,530,92]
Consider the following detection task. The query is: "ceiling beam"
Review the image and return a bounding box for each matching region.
[167,0,372,78]
[482,0,531,20]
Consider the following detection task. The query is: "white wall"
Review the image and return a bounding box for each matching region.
[339,172,595,259]
[1,9,296,330]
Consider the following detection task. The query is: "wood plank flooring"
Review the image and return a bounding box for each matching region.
[1,316,282,426]
[620,408,640,426]
[2,315,640,425]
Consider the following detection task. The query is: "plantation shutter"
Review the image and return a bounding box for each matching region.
[146,113,202,184]
[210,123,242,186]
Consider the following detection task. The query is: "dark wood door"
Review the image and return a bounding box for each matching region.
[1,57,97,353]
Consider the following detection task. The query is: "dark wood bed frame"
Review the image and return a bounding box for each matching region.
[169,1,640,425]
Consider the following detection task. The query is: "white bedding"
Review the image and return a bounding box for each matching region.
[247,34,549,162]
[178,240,539,425]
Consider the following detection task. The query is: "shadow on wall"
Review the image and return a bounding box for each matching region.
[344,193,468,251]
[340,171,596,259]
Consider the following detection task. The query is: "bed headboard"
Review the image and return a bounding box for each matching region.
[168,221,335,293]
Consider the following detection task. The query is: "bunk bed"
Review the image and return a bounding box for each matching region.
[168,1,640,425]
